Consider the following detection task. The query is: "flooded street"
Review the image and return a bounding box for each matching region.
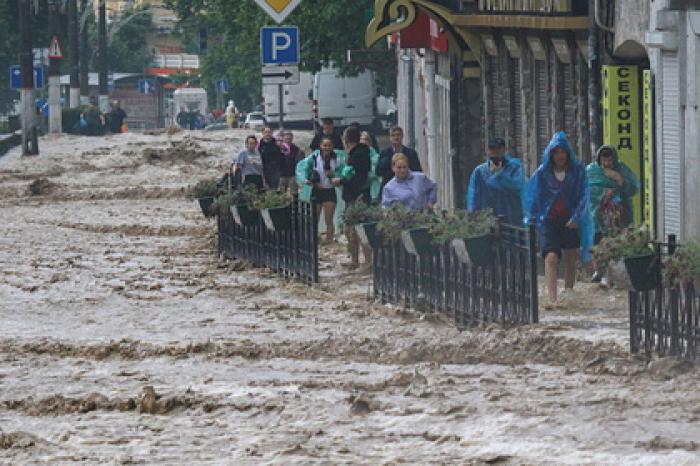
[1,131,699,464]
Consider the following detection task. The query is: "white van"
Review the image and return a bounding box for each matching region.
[313,68,378,129]
[263,72,314,128]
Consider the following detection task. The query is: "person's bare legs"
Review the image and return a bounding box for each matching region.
[563,248,578,289]
[545,252,559,303]
[323,202,336,242]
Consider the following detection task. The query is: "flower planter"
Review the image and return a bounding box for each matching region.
[231,203,259,227]
[356,222,379,249]
[401,227,434,257]
[261,205,292,232]
[624,252,661,291]
[197,197,215,218]
[465,234,495,268]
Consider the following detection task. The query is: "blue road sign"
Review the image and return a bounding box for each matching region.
[261,26,299,65]
[215,79,229,93]
[10,65,45,89]
[138,78,156,95]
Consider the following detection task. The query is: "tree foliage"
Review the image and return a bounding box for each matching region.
[164,0,391,110]
[89,6,154,74]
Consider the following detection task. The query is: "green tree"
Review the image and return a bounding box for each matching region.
[164,0,392,110]
[89,6,154,73]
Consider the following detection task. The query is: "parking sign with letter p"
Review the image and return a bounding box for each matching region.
[261,27,299,65]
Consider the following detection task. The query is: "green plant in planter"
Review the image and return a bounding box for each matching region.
[345,201,382,226]
[664,238,700,287]
[377,205,433,242]
[592,227,652,267]
[252,190,294,210]
[185,178,220,200]
[429,209,497,244]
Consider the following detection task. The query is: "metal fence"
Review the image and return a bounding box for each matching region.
[629,236,700,361]
[373,223,539,326]
[217,199,319,284]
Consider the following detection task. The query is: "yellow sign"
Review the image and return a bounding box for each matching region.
[479,0,572,13]
[642,69,655,234]
[253,0,301,24]
[602,65,642,224]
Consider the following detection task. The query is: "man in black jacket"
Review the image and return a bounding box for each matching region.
[333,126,372,269]
[258,127,282,189]
[376,126,422,192]
[310,118,343,151]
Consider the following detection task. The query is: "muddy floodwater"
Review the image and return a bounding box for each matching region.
[1,131,699,465]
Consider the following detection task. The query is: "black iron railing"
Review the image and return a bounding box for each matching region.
[217,199,319,284]
[629,236,700,361]
[373,223,539,326]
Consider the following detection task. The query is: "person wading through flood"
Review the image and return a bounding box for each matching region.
[231,135,264,190]
[279,131,304,193]
[467,138,526,226]
[335,126,372,270]
[258,127,282,189]
[381,153,437,212]
[587,144,640,288]
[376,126,422,196]
[526,131,594,310]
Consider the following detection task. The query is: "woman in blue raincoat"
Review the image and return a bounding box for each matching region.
[467,138,526,226]
[295,136,354,243]
[525,131,594,308]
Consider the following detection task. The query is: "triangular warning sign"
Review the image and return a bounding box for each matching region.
[48,35,63,59]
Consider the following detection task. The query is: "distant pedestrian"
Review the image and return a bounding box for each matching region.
[279,131,304,192]
[176,107,191,130]
[258,127,282,189]
[225,100,238,128]
[336,126,372,269]
[310,118,343,151]
[526,131,594,309]
[231,135,264,190]
[381,153,437,212]
[107,100,127,134]
[376,126,422,193]
[587,144,640,287]
[467,138,525,226]
[360,131,381,201]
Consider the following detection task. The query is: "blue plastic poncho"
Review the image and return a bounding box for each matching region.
[525,131,595,263]
[466,154,526,226]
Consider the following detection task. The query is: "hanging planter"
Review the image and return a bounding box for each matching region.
[624,252,661,291]
[231,204,259,227]
[401,227,434,257]
[197,197,215,218]
[356,222,380,249]
[451,234,495,267]
[261,205,292,232]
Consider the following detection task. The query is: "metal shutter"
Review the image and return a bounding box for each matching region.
[535,60,549,161]
[660,51,683,237]
[510,58,523,156]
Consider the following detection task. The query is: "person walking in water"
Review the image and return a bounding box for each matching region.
[467,137,525,226]
[526,131,594,309]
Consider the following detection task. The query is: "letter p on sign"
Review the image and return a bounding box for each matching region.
[261,27,299,65]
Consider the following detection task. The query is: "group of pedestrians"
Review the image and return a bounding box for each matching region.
[467,131,639,309]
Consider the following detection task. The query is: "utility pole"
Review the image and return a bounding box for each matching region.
[98,0,109,113]
[278,84,285,130]
[48,0,63,133]
[79,0,89,105]
[18,0,38,155]
[68,0,80,107]
[588,0,602,158]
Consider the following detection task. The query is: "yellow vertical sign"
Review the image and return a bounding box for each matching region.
[642,70,655,235]
[602,65,642,224]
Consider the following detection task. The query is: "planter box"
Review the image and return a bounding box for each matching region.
[452,234,495,267]
[197,197,215,218]
[231,203,259,227]
[401,227,434,257]
[624,253,661,291]
[261,205,292,232]
[356,222,379,249]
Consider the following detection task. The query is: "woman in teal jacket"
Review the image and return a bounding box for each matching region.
[295,137,354,242]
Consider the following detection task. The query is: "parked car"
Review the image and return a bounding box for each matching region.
[243,112,267,130]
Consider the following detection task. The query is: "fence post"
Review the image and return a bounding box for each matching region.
[629,291,638,353]
[668,235,679,356]
[528,223,539,323]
